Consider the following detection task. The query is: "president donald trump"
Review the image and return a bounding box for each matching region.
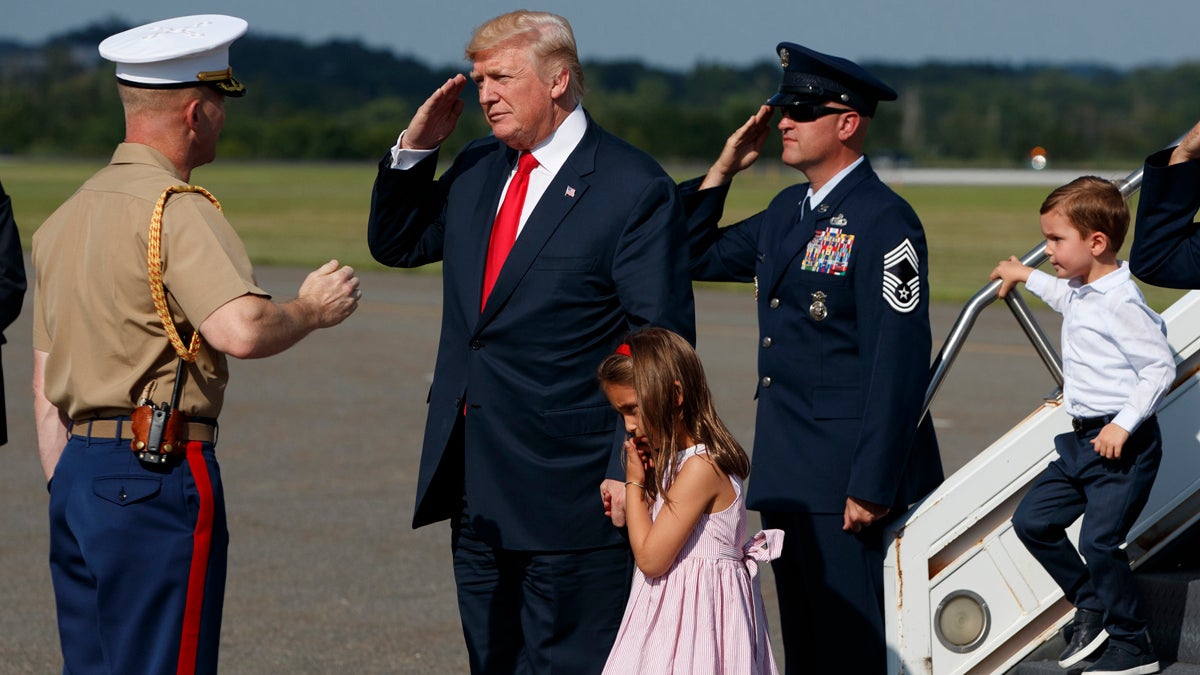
[367,10,695,674]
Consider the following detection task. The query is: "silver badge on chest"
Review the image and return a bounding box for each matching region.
[809,291,828,321]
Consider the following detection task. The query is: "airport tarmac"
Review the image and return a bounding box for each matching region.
[0,266,1062,673]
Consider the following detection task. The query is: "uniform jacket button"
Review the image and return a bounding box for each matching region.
[761,376,772,388]
[470,339,482,350]
[769,298,781,309]
[762,336,773,348]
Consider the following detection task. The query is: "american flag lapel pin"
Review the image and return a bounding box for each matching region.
[565,186,576,198]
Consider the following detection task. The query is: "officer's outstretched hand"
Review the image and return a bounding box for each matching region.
[1170,119,1200,166]
[700,105,773,189]
[299,259,360,327]
[402,74,467,151]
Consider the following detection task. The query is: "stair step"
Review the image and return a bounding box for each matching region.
[1013,659,1200,674]
[1138,572,1200,663]
[1012,572,1200,673]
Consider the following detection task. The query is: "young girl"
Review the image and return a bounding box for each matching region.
[598,327,781,675]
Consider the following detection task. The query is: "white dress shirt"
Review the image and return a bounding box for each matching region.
[803,155,865,213]
[389,105,588,237]
[1025,261,1175,433]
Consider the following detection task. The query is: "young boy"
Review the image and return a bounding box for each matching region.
[992,176,1174,675]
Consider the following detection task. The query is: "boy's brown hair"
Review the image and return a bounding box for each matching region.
[1040,176,1130,253]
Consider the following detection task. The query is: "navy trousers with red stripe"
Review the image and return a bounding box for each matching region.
[49,434,227,674]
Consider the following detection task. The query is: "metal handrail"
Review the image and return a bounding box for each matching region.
[920,139,1182,420]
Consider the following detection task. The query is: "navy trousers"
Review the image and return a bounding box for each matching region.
[49,432,227,674]
[761,510,886,675]
[1012,417,1162,642]
[451,514,632,675]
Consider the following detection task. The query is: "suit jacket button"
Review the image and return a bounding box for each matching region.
[769,298,781,309]
[762,336,773,348]
[470,339,482,350]
[761,376,772,388]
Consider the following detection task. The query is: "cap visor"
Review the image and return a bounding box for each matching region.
[766,92,825,107]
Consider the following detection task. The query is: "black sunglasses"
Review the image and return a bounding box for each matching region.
[778,104,855,122]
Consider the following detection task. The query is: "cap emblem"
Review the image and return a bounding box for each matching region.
[779,47,790,68]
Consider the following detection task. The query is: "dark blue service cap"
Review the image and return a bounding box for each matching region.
[766,42,896,117]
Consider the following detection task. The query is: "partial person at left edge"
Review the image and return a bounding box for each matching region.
[0,178,28,446]
[32,15,360,674]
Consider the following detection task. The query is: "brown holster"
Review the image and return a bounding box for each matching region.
[130,358,191,463]
[130,404,190,458]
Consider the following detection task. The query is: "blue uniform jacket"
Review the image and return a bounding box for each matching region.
[1130,147,1200,288]
[368,114,696,550]
[682,158,942,513]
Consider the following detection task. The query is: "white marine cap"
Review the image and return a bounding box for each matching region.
[98,14,248,97]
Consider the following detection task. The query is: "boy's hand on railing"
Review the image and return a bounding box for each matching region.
[990,256,1033,298]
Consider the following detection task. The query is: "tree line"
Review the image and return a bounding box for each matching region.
[3,20,1199,166]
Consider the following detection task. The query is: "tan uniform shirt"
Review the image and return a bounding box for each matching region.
[32,143,267,420]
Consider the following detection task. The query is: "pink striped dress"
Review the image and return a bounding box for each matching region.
[602,445,782,674]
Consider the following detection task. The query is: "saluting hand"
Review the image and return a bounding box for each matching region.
[700,105,773,189]
[1169,119,1200,166]
[402,74,468,151]
[298,259,360,327]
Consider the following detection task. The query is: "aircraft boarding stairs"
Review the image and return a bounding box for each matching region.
[884,156,1200,674]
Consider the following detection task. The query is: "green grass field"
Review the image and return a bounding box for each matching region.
[1,158,1187,310]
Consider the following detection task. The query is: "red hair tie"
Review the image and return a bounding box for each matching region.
[615,343,631,357]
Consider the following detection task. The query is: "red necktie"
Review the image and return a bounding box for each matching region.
[482,151,539,311]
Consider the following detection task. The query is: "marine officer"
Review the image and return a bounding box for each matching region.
[32,16,359,673]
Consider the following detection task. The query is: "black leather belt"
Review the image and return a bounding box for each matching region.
[1071,414,1114,433]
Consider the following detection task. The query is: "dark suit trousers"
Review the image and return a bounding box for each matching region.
[443,417,633,674]
[761,510,886,674]
[1012,418,1162,642]
[451,515,631,674]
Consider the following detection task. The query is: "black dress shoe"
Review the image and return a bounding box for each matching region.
[1059,608,1108,668]
[1083,631,1159,675]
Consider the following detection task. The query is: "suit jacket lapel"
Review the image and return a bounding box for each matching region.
[477,120,598,327]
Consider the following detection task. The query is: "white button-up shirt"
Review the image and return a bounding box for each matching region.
[1025,261,1174,433]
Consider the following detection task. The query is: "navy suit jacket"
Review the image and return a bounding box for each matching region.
[682,158,942,514]
[1130,147,1200,288]
[368,115,695,550]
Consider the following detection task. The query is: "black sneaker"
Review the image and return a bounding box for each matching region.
[1083,632,1159,675]
[1059,609,1108,668]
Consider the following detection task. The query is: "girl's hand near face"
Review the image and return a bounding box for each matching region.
[624,437,650,484]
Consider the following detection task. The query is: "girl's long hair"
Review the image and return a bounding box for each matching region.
[597,327,749,502]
